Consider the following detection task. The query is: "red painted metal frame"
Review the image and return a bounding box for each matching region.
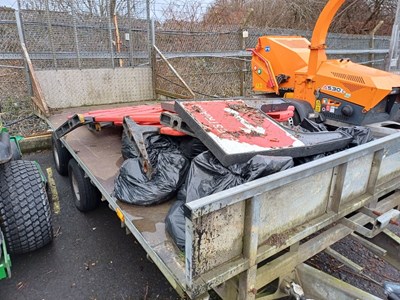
[267,105,295,122]
[69,104,186,136]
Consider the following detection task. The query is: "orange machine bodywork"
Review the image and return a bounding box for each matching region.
[251,0,400,125]
[251,36,313,94]
[293,60,400,112]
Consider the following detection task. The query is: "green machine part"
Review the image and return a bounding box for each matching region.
[0,230,11,279]
[1,116,23,159]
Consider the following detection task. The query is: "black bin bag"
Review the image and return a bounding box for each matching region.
[185,152,294,202]
[165,200,186,250]
[336,126,374,147]
[114,133,190,206]
[178,137,208,160]
[121,131,138,160]
[294,124,374,165]
[165,151,293,250]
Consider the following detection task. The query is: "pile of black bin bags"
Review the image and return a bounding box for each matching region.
[114,132,192,206]
[113,121,374,251]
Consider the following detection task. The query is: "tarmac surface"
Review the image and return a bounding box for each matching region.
[0,150,180,300]
[1,149,399,300]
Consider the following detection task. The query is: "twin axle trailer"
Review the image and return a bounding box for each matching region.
[48,104,400,299]
[26,64,399,299]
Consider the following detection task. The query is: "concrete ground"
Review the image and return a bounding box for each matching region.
[0,150,180,300]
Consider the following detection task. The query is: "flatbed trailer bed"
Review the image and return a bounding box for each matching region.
[49,105,188,295]
[48,102,400,300]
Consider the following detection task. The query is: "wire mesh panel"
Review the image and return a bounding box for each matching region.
[156,56,248,98]
[18,0,150,70]
[18,2,57,68]
[248,28,391,77]
[0,7,35,136]
[10,0,154,109]
[152,2,391,99]
[75,9,115,69]
[119,0,149,66]
[156,29,241,53]
[0,58,34,136]
[0,8,21,54]
[152,0,247,98]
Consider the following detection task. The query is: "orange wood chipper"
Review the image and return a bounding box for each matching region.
[250,0,400,126]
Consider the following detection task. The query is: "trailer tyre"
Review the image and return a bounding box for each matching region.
[68,159,101,212]
[0,160,53,254]
[52,133,71,176]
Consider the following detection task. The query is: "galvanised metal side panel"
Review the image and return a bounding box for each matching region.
[189,202,245,278]
[340,154,374,204]
[185,132,400,297]
[377,152,400,186]
[36,67,153,108]
[258,169,332,241]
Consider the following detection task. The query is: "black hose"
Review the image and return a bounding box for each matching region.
[4,114,36,127]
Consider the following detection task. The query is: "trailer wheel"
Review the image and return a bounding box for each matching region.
[68,159,101,212]
[52,133,71,176]
[0,160,53,254]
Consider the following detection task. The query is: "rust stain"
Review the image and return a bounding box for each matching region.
[262,228,296,247]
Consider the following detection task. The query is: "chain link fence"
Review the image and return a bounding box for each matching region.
[0,0,151,134]
[0,0,395,134]
[0,8,24,99]
[153,8,391,98]
[156,18,390,98]
[0,7,36,136]
[18,0,150,69]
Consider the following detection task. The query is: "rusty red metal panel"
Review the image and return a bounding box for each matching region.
[178,100,303,149]
[175,100,353,166]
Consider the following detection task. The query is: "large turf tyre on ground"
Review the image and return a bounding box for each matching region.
[52,133,72,176]
[0,160,53,254]
[68,159,101,212]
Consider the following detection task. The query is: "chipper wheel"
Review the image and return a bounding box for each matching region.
[68,159,101,212]
[0,160,53,254]
[52,133,72,176]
